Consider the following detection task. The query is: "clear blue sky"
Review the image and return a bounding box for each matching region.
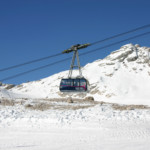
[0,0,150,84]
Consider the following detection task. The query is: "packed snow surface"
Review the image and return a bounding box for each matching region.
[0,44,150,150]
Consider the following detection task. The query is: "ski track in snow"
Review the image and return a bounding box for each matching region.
[0,121,150,150]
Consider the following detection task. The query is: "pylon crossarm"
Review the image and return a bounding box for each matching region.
[62,43,90,54]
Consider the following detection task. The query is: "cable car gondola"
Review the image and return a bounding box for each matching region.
[60,78,87,92]
[59,44,90,92]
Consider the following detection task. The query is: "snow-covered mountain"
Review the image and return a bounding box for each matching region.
[1,44,150,150]
[1,43,150,105]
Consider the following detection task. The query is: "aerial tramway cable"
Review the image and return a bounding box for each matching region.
[1,24,150,73]
[0,57,71,82]
[0,52,62,72]
[90,24,150,45]
[79,31,150,55]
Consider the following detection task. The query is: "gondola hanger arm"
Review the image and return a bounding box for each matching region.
[62,43,90,54]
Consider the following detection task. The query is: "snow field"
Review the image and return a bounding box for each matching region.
[0,117,150,150]
[0,98,150,150]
